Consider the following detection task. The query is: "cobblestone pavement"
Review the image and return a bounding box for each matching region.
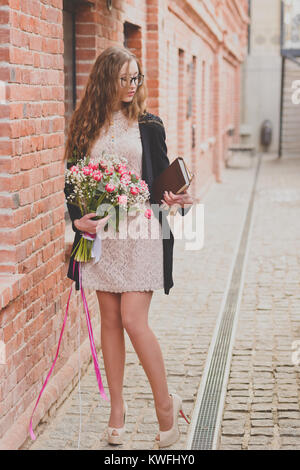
[219,153,300,450]
[26,152,300,450]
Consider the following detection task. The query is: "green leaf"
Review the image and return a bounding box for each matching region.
[97,180,106,192]
[131,174,138,183]
[111,174,120,185]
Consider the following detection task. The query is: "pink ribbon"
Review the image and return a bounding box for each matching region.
[29,259,108,441]
[82,232,96,241]
[82,231,102,264]
[78,262,108,401]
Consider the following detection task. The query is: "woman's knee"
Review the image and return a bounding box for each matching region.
[120,292,152,336]
[121,311,147,336]
[96,291,122,329]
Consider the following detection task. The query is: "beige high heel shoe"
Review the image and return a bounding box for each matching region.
[156,393,190,448]
[107,401,128,445]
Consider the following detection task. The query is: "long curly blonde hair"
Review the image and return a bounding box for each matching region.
[64,46,148,162]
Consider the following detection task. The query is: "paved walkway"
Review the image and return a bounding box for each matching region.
[219,153,300,450]
[25,152,300,450]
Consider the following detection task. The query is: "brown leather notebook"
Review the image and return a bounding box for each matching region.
[152,157,194,205]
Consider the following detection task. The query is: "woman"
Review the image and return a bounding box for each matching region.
[64,46,193,448]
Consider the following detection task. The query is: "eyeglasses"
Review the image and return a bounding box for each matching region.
[119,74,144,88]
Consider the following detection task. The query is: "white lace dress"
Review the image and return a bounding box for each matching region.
[80,109,164,292]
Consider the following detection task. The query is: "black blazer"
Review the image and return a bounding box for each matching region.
[64,111,191,295]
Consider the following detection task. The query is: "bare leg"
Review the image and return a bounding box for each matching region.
[120,291,173,441]
[96,291,125,435]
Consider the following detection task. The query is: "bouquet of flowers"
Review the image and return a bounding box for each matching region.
[65,151,152,263]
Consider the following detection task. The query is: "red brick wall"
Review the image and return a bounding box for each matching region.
[0,0,248,448]
[0,0,70,443]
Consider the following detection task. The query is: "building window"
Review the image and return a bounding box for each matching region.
[201,61,206,142]
[63,0,77,142]
[63,0,95,220]
[186,60,194,119]
[124,22,142,60]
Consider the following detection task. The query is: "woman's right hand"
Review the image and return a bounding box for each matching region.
[74,213,111,235]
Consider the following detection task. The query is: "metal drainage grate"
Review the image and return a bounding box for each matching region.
[187,153,262,450]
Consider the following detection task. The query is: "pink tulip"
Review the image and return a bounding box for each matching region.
[70,165,79,173]
[105,183,115,192]
[88,162,99,170]
[130,186,139,195]
[83,167,92,175]
[120,174,131,185]
[93,172,103,181]
[117,165,127,174]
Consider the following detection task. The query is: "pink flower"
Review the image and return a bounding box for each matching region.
[118,195,127,205]
[105,183,116,193]
[140,180,148,190]
[130,186,139,195]
[144,209,152,219]
[117,164,127,174]
[93,171,103,181]
[99,160,107,168]
[120,174,131,185]
[83,166,93,175]
[70,165,79,173]
[88,162,99,170]
[104,167,114,176]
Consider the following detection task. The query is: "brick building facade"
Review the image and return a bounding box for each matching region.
[0,0,248,449]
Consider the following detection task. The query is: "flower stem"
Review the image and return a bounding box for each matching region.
[96,192,107,206]
[71,238,81,258]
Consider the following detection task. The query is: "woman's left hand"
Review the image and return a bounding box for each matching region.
[161,190,193,208]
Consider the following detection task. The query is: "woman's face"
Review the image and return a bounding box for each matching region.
[118,60,140,104]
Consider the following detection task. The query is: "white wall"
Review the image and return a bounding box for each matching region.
[241,0,282,153]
